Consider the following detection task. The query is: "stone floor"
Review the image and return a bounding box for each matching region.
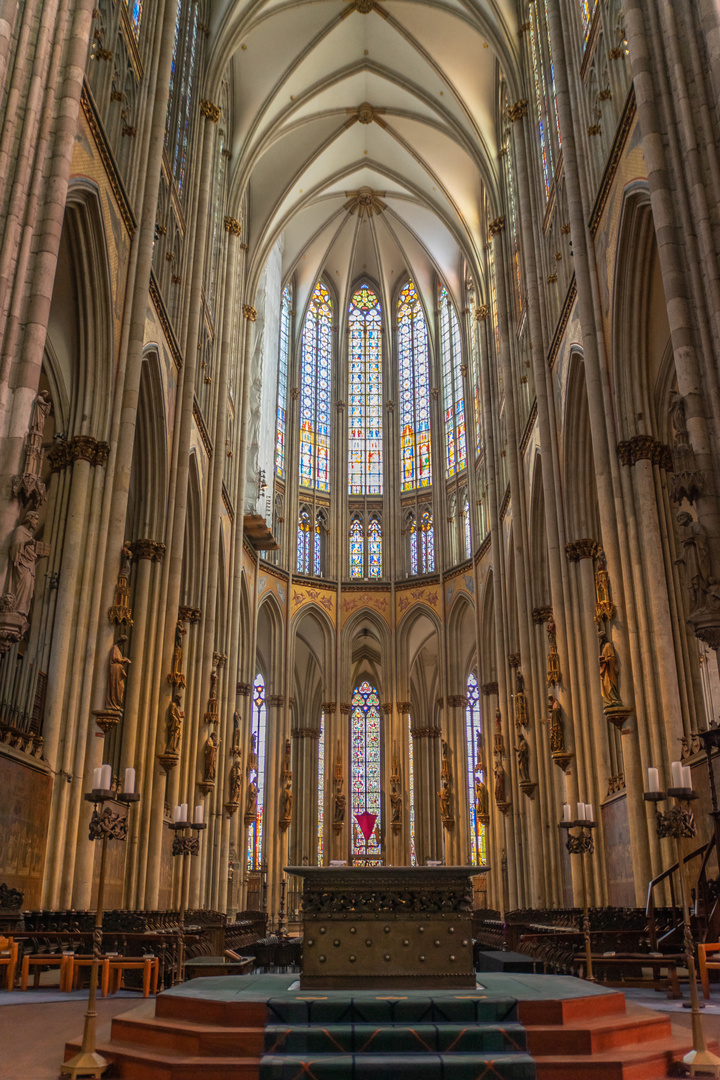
[4,978,720,1080]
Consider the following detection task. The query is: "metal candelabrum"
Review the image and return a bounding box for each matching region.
[558,812,596,983]
[167,811,206,985]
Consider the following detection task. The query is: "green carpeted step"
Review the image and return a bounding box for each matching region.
[265,1021,527,1055]
[260,1051,536,1079]
[266,995,518,1026]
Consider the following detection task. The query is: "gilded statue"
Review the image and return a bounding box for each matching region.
[474,777,489,818]
[438,777,452,821]
[164,695,183,754]
[676,510,711,609]
[514,671,528,728]
[547,694,565,753]
[231,710,241,756]
[105,634,131,711]
[281,779,293,823]
[204,729,219,783]
[493,759,506,803]
[7,510,42,618]
[514,734,530,783]
[546,622,561,686]
[598,630,623,707]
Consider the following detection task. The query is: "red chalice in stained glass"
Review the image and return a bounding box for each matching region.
[356,811,377,842]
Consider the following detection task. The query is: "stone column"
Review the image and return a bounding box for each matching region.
[443,695,469,865]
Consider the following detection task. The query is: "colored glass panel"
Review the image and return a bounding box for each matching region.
[440,287,467,479]
[408,715,416,865]
[529,1,553,198]
[247,674,267,870]
[300,282,332,491]
[398,282,432,491]
[297,509,311,573]
[368,517,382,578]
[348,284,383,495]
[275,286,291,478]
[409,514,418,575]
[466,674,486,867]
[421,511,435,573]
[543,0,561,146]
[351,681,382,859]
[129,0,142,36]
[172,2,199,197]
[579,0,598,46]
[318,714,325,864]
[349,516,364,578]
[463,492,471,559]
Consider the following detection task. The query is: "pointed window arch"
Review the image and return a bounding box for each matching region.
[409,509,435,575]
[297,508,311,573]
[440,287,467,478]
[351,680,382,860]
[398,281,432,491]
[463,491,471,559]
[466,674,486,866]
[275,285,292,479]
[368,516,382,578]
[348,284,383,494]
[247,674,267,870]
[349,515,364,578]
[314,510,326,577]
[300,282,332,491]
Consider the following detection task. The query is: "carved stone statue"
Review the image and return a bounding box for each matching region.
[247,731,258,778]
[515,734,530,783]
[474,777,489,818]
[493,759,506,803]
[438,777,452,820]
[119,540,132,580]
[333,780,346,825]
[231,710,241,756]
[514,671,528,728]
[24,390,51,477]
[7,510,42,618]
[598,631,623,707]
[164,695,183,754]
[229,756,242,804]
[246,779,258,818]
[281,779,293,823]
[548,695,565,753]
[105,634,131,711]
[168,620,187,687]
[676,510,711,609]
[669,389,687,435]
[441,739,451,780]
[204,730,219,783]
[546,622,561,686]
[390,788,402,823]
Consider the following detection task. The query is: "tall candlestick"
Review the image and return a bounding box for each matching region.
[682,765,693,790]
[181,802,188,823]
[172,805,182,822]
[585,804,593,823]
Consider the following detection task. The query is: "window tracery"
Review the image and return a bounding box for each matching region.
[368,515,382,578]
[349,515,364,578]
[351,681,382,860]
[166,0,200,198]
[348,284,382,495]
[398,281,431,491]
[247,674,267,870]
[275,286,291,479]
[299,282,332,491]
[409,509,435,575]
[440,287,466,479]
[297,508,311,574]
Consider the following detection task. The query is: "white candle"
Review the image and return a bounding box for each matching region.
[172,805,182,822]
[92,767,102,791]
[181,802,188,822]
[563,803,572,822]
[585,804,593,823]
[577,802,586,821]
[194,805,204,825]
[671,760,683,788]
[124,767,135,794]
[647,767,660,792]
[100,763,112,791]
[682,766,693,790]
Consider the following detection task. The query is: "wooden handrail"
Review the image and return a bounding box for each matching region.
[646,836,714,949]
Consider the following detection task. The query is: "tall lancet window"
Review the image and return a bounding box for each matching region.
[129,0,143,37]
[409,510,435,575]
[529,0,556,197]
[351,681,382,860]
[297,509,311,573]
[578,0,598,47]
[463,492,471,559]
[368,516,382,578]
[348,285,383,494]
[247,674,267,870]
[398,281,432,491]
[299,282,332,491]
[275,285,291,478]
[167,0,199,198]
[466,674,486,866]
[440,287,467,478]
[349,516,364,578]
[317,713,325,864]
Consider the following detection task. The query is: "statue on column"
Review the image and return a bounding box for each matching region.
[598,630,623,707]
[676,510,711,610]
[13,390,51,508]
[229,756,242,805]
[514,734,530,783]
[514,671,528,729]
[474,776,489,821]
[546,621,561,686]
[204,729,219,783]
[547,695,564,753]
[493,759,506,804]
[6,510,47,620]
[438,777,453,826]
[164,695,184,754]
[245,779,258,824]
[333,742,345,831]
[168,619,187,688]
[105,634,131,711]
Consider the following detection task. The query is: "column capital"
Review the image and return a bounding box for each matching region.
[267,694,285,707]
[131,538,166,561]
[292,727,321,739]
[322,701,336,713]
[507,99,528,122]
[243,305,257,321]
[531,605,553,624]
[200,99,221,123]
[178,605,202,623]
[397,701,412,713]
[617,435,672,469]
[447,695,468,707]
[481,681,498,696]
[475,304,490,321]
[507,652,521,668]
[381,702,393,714]
[339,702,351,714]
[224,216,242,236]
[488,216,506,236]
[565,538,601,561]
[236,681,252,696]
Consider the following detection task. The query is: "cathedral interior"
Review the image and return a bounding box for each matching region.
[4,0,720,1075]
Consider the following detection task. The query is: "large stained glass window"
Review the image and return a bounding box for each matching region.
[506,138,523,318]
[314,512,324,576]
[349,516,364,578]
[578,0,598,47]
[463,492,471,559]
[247,674,267,870]
[317,713,325,864]
[348,285,383,494]
[408,716,416,865]
[275,286,292,478]
[529,0,555,198]
[368,516,382,578]
[470,316,483,456]
[129,0,143,37]
[466,674,486,867]
[300,282,332,491]
[351,681,382,860]
[297,509,311,573]
[398,282,432,491]
[543,0,561,147]
[409,510,435,575]
[440,287,467,478]
[167,0,199,198]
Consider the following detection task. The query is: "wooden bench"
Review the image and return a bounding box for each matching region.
[0,936,18,990]
[20,952,74,991]
[66,954,111,995]
[698,943,720,999]
[574,953,684,999]
[105,955,159,997]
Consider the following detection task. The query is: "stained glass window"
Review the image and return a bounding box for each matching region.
[578,0,598,47]
[348,285,383,494]
[409,510,435,575]
[129,0,142,36]
[489,245,499,348]
[351,681,382,859]
[168,1,199,197]
[529,1,554,198]
[398,282,432,491]
[300,282,332,491]
[543,0,561,147]
[349,516,364,578]
[440,287,467,479]
[463,492,471,559]
[275,286,291,478]
[408,715,416,865]
[297,509,311,574]
[368,517,382,578]
[314,513,323,577]
[505,139,523,318]
[247,674,267,870]
[470,317,483,456]
[466,674,486,866]
[317,713,325,864]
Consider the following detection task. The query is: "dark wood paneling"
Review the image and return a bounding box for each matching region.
[0,753,52,907]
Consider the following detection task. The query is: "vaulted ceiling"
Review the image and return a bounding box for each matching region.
[209,0,520,324]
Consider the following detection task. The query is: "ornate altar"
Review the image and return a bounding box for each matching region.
[286,864,488,989]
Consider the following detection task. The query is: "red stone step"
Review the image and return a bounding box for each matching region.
[156,991,267,1027]
[518,991,628,1026]
[111,1011,265,1057]
[533,1033,700,1080]
[524,1004,672,1056]
[63,1038,261,1080]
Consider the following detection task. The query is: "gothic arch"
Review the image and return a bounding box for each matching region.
[564,351,601,542]
[126,350,168,542]
[256,592,285,691]
[446,592,476,693]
